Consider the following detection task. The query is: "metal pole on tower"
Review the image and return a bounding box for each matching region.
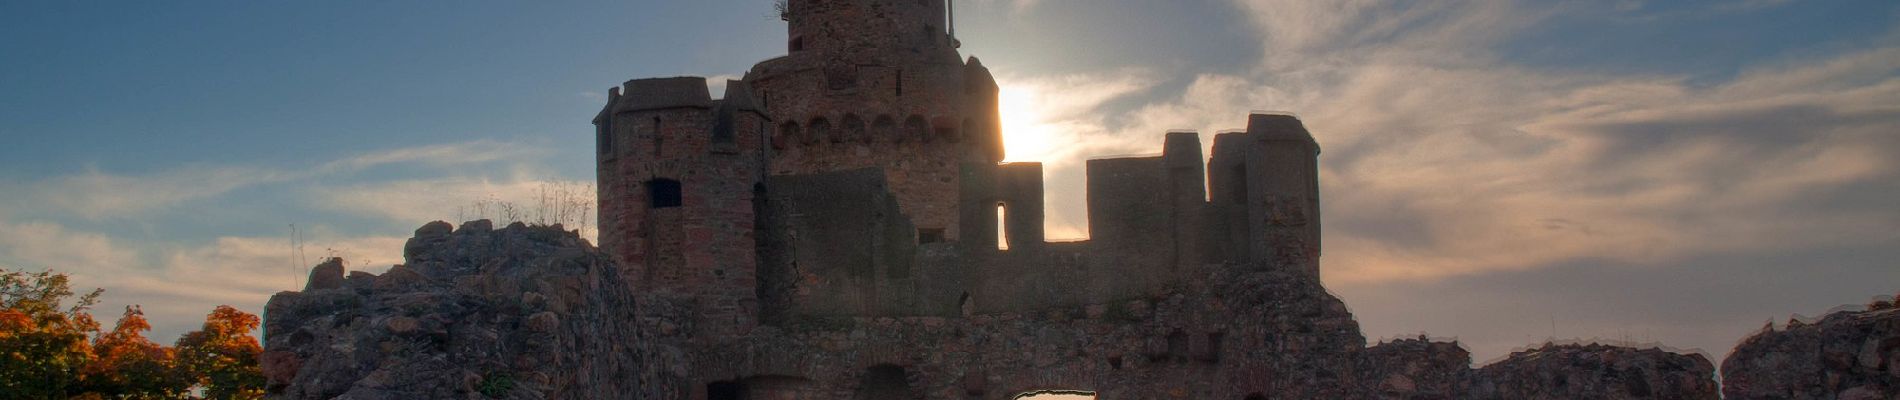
[948,0,960,48]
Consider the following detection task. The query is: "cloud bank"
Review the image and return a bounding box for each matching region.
[991,0,1900,360]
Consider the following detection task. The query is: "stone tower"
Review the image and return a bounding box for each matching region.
[594,77,771,335]
[748,0,1004,240]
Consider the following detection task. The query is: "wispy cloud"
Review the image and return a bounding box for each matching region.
[0,139,564,341]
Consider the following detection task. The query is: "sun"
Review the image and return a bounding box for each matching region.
[997,84,1051,163]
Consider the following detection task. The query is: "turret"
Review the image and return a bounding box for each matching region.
[595,77,770,336]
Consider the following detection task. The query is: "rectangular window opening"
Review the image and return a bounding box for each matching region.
[649,179,683,209]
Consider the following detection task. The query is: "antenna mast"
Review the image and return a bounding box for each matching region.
[947,0,961,48]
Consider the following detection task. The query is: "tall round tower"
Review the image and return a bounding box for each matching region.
[746,0,1004,240]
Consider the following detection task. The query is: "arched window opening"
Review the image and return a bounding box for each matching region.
[873,115,897,143]
[852,365,919,400]
[841,114,866,143]
[807,117,832,145]
[648,179,682,209]
[904,115,930,143]
[957,291,972,316]
[996,202,1009,251]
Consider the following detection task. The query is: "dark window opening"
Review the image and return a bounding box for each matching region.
[789,36,805,52]
[853,365,918,400]
[895,69,904,97]
[918,228,945,244]
[1201,332,1225,362]
[652,117,664,157]
[1108,355,1123,370]
[707,381,747,400]
[1166,330,1188,360]
[1245,394,1267,400]
[649,179,682,208]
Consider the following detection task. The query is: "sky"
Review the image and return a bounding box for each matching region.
[1,0,1897,371]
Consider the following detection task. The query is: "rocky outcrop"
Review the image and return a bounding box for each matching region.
[1358,337,1473,399]
[1471,343,1718,400]
[1722,298,1900,399]
[262,221,674,399]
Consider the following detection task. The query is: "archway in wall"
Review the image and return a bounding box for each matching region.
[852,365,920,400]
[1013,389,1097,399]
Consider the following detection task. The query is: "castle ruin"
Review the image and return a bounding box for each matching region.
[591,0,1365,397]
[261,1,1741,398]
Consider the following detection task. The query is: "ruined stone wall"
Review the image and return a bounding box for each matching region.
[755,168,923,320]
[261,222,684,399]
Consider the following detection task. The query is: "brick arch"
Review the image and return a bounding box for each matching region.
[872,114,897,143]
[841,113,867,143]
[903,115,930,143]
[807,116,832,145]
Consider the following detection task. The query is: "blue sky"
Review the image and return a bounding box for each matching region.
[2,0,1897,364]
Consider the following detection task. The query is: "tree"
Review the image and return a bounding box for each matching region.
[0,268,102,398]
[83,305,192,397]
[175,305,264,399]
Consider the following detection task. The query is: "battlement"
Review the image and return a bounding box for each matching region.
[782,0,953,55]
